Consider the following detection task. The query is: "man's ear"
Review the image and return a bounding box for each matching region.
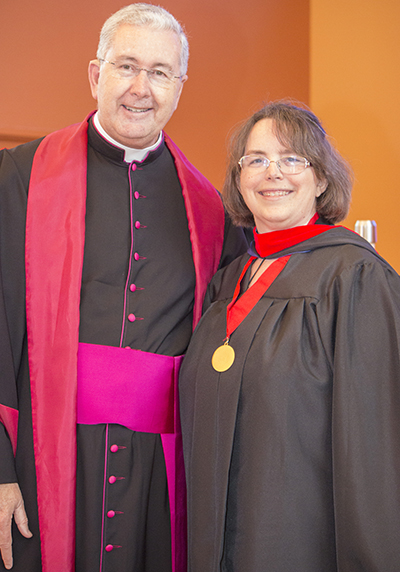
[88,60,101,101]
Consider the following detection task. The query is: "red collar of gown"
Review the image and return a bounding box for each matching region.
[253,215,336,257]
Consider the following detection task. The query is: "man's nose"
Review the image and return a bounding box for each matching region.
[128,70,152,95]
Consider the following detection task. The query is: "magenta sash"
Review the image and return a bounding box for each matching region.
[77,343,183,434]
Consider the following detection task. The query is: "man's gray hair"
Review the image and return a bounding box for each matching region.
[96,3,189,75]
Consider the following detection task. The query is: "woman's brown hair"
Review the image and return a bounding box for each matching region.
[222,101,353,227]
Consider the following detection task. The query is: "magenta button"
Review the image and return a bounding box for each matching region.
[108,476,116,484]
[107,510,116,518]
[130,284,136,292]
[134,191,140,199]
[105,544,114,552]
[128,314,136,322]
[134,252,140,261]
[110,444,118,453]
[131,164,137,171]
[135,221,141,229]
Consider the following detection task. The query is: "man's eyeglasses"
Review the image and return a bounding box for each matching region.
[239,154,311,175]
[99,59,183,88]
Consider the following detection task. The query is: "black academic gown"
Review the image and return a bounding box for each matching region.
[180,227,400,572]
[0,120,247,572]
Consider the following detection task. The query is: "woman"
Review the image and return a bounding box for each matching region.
[179,102,400,571]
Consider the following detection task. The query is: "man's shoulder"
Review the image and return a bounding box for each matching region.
[0,117,87,187]
[0,138,44,188]
[2,137,43,164]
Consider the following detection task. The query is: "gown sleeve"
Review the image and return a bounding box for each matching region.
[319,258,400,571]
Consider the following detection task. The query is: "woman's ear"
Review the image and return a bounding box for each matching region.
[316,178,328,197]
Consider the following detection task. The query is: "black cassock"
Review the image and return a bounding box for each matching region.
[180,227,400,572]
[0,119,246,572]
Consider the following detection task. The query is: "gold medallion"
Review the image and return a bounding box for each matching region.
[211,343,235,372]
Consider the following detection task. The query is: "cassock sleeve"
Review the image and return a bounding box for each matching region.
[319,258,400,570]
[0,145,37,483]
[0,265,18,483]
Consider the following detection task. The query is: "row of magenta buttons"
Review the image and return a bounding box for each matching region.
[130,185,145,325]
[104,442,125,553]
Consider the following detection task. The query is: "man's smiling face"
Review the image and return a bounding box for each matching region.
[88,24,187,149]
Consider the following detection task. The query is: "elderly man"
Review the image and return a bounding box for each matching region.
[0,4,246,572]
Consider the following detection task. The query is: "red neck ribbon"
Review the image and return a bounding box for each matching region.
[225,255,290,340]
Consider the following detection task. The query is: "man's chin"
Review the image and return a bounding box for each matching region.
[116,128,159,149]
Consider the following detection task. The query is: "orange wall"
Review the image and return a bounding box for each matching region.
[310,0,400,270]
[0,0,309,190]
[3,2,399,269]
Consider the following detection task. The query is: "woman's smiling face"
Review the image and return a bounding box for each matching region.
[239,118,326,233]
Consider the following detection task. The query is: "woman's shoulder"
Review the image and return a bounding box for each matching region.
[289,225,397,277]
[266,230,400,303]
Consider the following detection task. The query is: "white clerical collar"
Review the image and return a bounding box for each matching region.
[93,111,162,163]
